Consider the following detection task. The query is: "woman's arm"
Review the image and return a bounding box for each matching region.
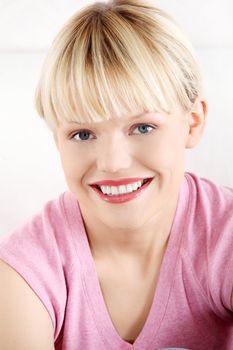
[0,259,55,350]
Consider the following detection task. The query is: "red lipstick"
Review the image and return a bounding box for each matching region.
[90,178,153,204]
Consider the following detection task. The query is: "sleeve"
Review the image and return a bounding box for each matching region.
[205,185,233,318]
[0,199,68,341]
[186,174,233,319]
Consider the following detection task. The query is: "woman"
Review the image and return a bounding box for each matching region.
[0,0,232,349]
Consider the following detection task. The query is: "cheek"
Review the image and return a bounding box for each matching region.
[140,132,186,169]
[59,146,90,180]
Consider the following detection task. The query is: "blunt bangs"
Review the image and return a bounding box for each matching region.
[35,0,202,130]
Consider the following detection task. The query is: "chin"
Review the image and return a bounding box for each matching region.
[102,214,147,231]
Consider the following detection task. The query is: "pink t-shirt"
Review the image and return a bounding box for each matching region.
[0,172,233,350]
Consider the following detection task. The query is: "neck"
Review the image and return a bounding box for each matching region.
[81,196,178,264]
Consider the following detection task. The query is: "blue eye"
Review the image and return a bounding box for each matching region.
[132,124,155,135]
[72,130,94,141]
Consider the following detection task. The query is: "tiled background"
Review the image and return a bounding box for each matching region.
[0,0,233,236]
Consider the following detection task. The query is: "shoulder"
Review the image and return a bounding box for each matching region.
[0,191,80,341]
[182,172,233,315]
[183,171,233,252]
[0,259,55,349]
[184,172,233,222]
[0,190,82,278]
[0,191,77,260]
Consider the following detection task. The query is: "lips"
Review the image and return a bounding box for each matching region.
[89,177,154,204]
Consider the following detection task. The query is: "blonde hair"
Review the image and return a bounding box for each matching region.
[35,0,203,131]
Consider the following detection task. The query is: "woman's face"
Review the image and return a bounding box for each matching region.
[53,108,194,230]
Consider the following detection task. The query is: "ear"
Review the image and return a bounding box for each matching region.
[185,99,208,149]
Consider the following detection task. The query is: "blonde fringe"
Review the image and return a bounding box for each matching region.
[35,0,202,131]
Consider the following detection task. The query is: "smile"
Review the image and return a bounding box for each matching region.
[99,179,147,196]
[90,178,153,204]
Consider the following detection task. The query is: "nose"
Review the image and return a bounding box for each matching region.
[96,134,132,173]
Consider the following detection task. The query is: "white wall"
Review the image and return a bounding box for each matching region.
[0,0,233,236]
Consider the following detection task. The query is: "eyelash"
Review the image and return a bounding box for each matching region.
[70,123,156,142]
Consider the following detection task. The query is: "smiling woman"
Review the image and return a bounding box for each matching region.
[0,1,233,350]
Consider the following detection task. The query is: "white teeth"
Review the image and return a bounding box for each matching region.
[126,184,132,192]
[100,180,143,196]
[119,185,126,194]
[131,182,138,191]
[111,187,118,195]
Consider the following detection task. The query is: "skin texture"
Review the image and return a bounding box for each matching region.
[0,260,55,350]
[53,101,207,260]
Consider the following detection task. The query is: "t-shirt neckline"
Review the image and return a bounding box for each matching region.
[63,174,190,350]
